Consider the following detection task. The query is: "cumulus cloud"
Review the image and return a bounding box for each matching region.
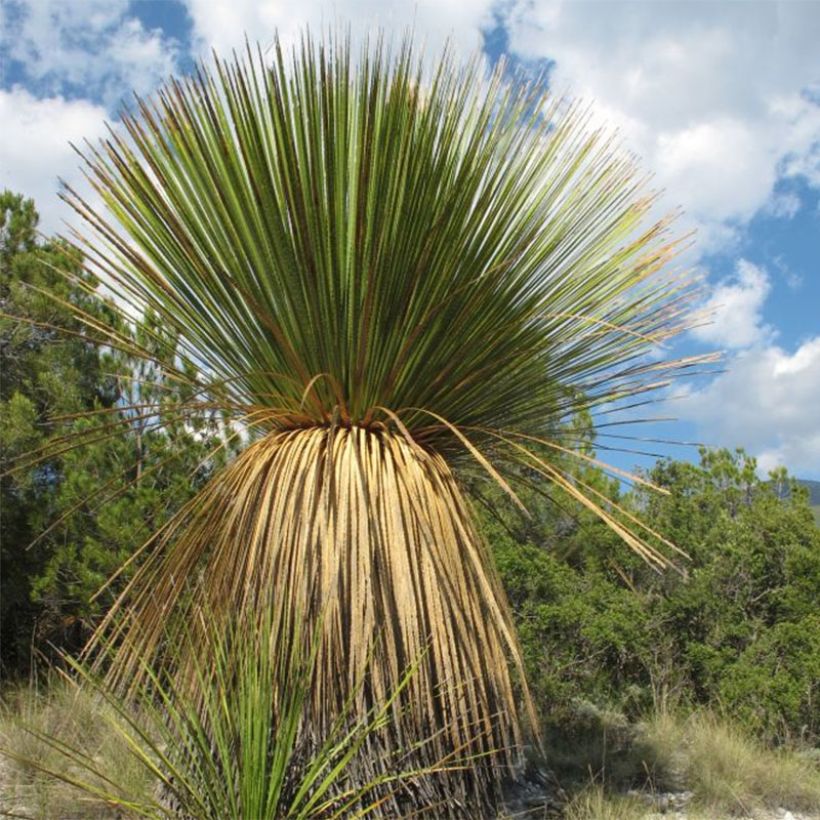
[503,1,820,245]
[678,337,820,478]
[2,0,180,107]
[0,87,109,235]
[495,2,820,477]
[690,260,774,350]
[181,0,493,63]
[764,191,802,220]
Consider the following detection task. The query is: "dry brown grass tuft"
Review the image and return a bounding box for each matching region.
[641,711,820,816]
[0,680,151,818]
[562,784,646,820]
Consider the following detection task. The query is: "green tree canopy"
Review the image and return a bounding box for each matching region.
[1,192,227,676]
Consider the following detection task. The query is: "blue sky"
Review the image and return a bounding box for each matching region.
[1,0,819,478]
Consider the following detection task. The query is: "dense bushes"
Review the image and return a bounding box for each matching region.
[484,448,820,748]
[719,616,820,741]
[493,533,653,723]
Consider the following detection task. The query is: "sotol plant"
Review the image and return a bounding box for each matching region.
[36,32,710,813]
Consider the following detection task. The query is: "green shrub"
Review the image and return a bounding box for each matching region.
[492,527,654,727]
[486,448,820,748]
[719,616,820,743]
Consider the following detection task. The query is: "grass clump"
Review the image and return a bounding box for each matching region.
[0,678,151,818]
[562,784,645,820]
[640,710,820,816]
[548,709,820,818]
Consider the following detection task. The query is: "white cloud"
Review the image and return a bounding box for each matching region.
[690,260,774,350]
[501,3,819,477]
[181,0,493,63]
[771,255,803,291]
[778,86,820,187]
[655,118,777,225]
[678,337,820,478]
[764,191,802,220]
[504,1,820,246]
[0,87,109,235]
[0,0,182,235]
[3,0,180,107]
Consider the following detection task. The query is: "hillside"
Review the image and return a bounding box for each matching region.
[797,479,820,525]
[798,479,820,504]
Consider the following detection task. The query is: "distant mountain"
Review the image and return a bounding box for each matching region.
[797,479,820,506]
[771,478,820,501]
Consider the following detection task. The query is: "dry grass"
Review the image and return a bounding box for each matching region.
[640,710,820,816]
[554,709,820,819]
[5,684,819,819]
[0,678,151,818]
[562,784,645,820]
